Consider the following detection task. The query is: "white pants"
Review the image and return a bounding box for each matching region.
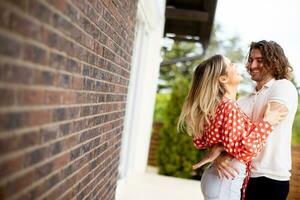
[200,159,246,200]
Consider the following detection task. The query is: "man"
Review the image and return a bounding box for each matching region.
[214,40,298,200]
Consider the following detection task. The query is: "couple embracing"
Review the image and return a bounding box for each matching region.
[178,40,298,200]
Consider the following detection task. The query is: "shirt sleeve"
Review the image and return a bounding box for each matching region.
[268,79,298,111]
[193,135,208,149]
[193,113,221,149]
[221,101,273,163]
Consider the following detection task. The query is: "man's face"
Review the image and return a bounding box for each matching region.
[246,48,272,82]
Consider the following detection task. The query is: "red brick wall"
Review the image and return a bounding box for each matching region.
[0,0,137,199]
[147,122,162,166]
[288,145,300,200]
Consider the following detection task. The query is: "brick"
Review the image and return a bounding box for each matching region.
[17,88,46,105]
[42,28,60,49]
[49,52,65,69]
[74,44,88,61]
[63,2,79,22]
[0,2,9,26]
[87,51,97,64]
[24,146,49,167]
[0,87,15,106]
[58,122,71,136]
[0,130,40,155]
[8,11,42,40]
[47,164,87,199]
[45,0,66,12]
[45,90,62,105]
[72,92,82,104]
[71,0,88,18]
[0,154,24,179]
[82,64,90,76]
[61,91,77,104]
[23,43,47,65]
[5,0,28,11]
[40,126,58,143]
[4,169,37,197]
[0,0,138,199]
[42,176,75,200]
[52,13,74,37]
[28,159,84,199]
[27,173,61,199]
[56,188,76,200]
[57,73,71,88]
[71,76,83,90]
[27,110,52,127]
[63,135,79,149]
[35,70,56,86]
[0,112,28,131]
[60,38,75,57]
[49,141,63,155]
[52,108,67,122]
[65,58,79,73]
[0,33,22,58]
[52,153,70,170]
[68,106,80,119]
[36,161,53,179]
[28,0,53,24]
[83,77,94,90]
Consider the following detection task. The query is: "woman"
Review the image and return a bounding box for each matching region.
[177,55,288,200]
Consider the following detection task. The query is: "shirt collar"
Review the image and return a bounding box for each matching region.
[251,78,275,94]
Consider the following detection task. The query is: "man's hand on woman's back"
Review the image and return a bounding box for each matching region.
[213,154,240,179]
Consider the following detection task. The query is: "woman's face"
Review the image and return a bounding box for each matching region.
[223,57,243,85]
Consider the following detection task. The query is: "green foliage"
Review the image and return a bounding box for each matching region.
[159,42,199,91]
[156,78,207,179]
[292,96,300,144]
[153,93,171,122]
[205,24,245,62]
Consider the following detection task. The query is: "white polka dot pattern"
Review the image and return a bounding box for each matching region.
[193,97,273,163]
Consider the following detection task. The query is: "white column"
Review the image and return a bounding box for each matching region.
[116,0,166,198]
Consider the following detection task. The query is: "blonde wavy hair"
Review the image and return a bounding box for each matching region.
[177,55,228,137]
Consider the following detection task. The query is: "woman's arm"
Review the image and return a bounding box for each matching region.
[212,101,288,178]
[220,101,273,163]
[192,144,224,169]
[193,135,208,149]
[192,101,288,170]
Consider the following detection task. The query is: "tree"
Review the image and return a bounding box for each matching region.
[159,41,199,92]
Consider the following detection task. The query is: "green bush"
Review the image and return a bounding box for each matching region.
[153,93,171,122]
[292,96,300,145]
[156,77,207,179]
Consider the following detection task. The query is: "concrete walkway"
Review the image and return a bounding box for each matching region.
[118,171,204,200]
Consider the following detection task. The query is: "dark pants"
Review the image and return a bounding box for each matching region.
[244,176,289,200]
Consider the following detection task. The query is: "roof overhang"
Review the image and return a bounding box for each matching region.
[164,0,218,51]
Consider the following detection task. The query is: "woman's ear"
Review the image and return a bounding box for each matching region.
[219,75,228,84]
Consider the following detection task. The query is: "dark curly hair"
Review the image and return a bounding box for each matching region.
[247,40,293,80]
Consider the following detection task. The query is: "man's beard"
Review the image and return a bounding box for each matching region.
[250,69,270,82]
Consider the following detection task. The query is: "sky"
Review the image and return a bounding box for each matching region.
[214,0,300,84]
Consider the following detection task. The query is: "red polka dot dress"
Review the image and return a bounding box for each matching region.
[193,97,273,200]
